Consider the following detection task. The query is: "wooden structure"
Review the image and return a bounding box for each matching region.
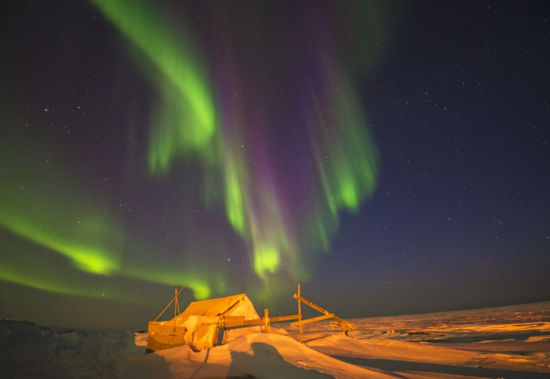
[146,287,187,351]
[292,283,355,341]
[147,283,355,351]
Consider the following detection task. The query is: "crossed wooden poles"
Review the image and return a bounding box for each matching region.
[217,283,355,343]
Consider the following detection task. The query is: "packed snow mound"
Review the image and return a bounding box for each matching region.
[124,332,393,378]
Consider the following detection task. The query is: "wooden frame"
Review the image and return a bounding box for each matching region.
[147,283,354,351]
[213,283,355,342]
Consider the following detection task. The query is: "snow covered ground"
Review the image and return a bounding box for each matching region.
[0,318,141,378]
[1,301,550,378]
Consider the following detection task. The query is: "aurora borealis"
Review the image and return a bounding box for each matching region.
[89,0,379,286]
[1,0,379,306]
[1,1,549,328]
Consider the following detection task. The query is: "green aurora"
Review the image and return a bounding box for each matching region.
[92,0,378,283]
[0,108,214,300]
[0,0,380,306]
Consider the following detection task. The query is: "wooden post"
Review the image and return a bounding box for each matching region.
[297,283,303,343]
[153,286,186,322]
[263,308,271,333]
[173,288,179,326]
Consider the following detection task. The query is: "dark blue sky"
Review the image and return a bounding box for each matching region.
[311,0,550,317]
[0,1,549,328]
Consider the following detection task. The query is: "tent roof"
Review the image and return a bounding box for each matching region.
[177,293,255,320]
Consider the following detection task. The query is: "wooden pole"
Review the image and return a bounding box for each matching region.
[263,308,271,333]
[269,314,300,322]
[153,286,186,322]
[290,313,334,327]
[293,294,355,332]
[297,283,303,343]
[173,288,179,325]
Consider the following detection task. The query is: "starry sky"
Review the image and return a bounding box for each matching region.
[0,0,549,329]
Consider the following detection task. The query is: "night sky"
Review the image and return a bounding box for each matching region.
[1,0,549,329]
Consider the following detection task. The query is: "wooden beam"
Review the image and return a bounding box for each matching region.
[174,288,178,320]
[270,314,299,322]
[218,316,245,328]
[290,313,334,327]
[293,294,329,315]
[148,321,186,335]
[219,314,299,327]
[213,314,299,330]
[242,318,264,326]
[293,294,355,331]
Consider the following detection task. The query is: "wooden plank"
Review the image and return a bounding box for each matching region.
[209,315,300,328]
[293,294,330,315]
[148,321,187,335]
[332,315,355,331]
[290,313,333,327]
[213,314,299,330]
[270,314,299,322]
[218,316,245,328]
[174,288,179,319]
[242,318,264,326]
[293,294,355,331]
[147,332,186,352]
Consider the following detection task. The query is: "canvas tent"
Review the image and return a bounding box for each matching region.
[148,293,260,351]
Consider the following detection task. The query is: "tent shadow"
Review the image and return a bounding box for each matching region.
[228,342,332,378]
